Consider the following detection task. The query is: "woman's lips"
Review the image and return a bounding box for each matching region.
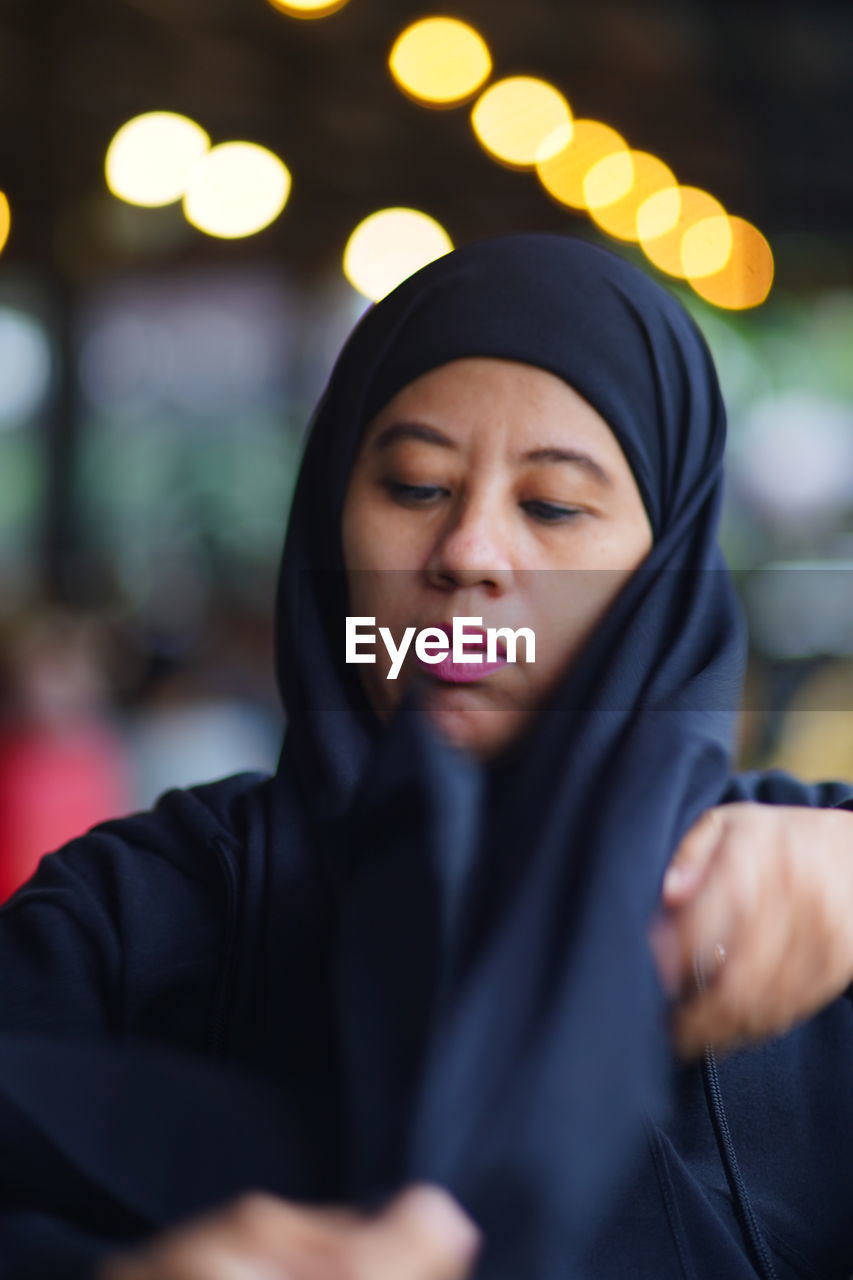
[414,622,508,684]
[423,654,509,683]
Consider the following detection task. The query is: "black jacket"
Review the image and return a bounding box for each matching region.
[1,766,852,1279]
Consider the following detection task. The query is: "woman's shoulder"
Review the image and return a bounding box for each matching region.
[96,767,272,864]
[0,770,274,1045]
[3,768,272,906]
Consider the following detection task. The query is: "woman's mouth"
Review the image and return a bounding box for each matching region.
[415,623,508,684]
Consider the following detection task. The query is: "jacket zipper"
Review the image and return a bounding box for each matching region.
[702,1047,779,1280]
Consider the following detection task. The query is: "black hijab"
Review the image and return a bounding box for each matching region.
[4,231,850,1280]
[267,232,747,1274]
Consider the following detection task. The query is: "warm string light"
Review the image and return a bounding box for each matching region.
[106,113,210,208]
[387,15,774,309]
[587,152,678,242]
[686,217,774,309]
[537,120,627,210]
[471,76,572,168]
[389,17,491,107]
[681,211,734,278]
[0,192,10,256]
[105,114,291,240]
[343,208,452,301]
[638,186,726,278]
[265,0,351,17]
[102,19,774,309]
[183,143,291,239]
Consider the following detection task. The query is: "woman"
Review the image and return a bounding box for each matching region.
[1,233,852,1280]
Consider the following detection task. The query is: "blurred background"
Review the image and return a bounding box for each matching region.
[0,0,851,898]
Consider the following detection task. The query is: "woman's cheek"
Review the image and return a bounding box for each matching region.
[358,518,424,572]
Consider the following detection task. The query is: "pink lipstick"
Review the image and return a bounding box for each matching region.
[415,623,508,684]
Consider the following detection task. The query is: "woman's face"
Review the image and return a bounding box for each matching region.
[341,357,653,761]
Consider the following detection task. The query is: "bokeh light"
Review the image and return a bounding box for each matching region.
[0,308,52,429]
[638,186,726,278]
[471,77,572,168]
[343,208,453,301]
[688,217,774,309]
[389,17,491,107]
[536,119,627,209]
[582,150,634,210]
[732,392,853,525]
[0,192,10,255]
[105,112,210,208]
[265,0,351,17]
[681,213,734,278]
[587,152,678,242]
[183,142,291,239]
[79,277,291,418]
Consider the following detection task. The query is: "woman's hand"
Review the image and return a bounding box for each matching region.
[98,1184,480,1280]
[650,803,853,1059]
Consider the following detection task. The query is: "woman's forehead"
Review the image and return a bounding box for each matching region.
[364,357,621,453]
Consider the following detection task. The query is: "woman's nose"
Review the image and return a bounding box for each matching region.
[424,498,514,593]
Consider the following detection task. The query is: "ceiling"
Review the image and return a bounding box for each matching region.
[0,0,851,291]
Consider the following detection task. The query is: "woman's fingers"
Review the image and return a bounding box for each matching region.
[651,809,740,1000]
[99,1197,291,1280]
[354,1184,482,1280]
[661,806,725,906]
[651,805,731,997]
[99,1184,480,1280]
[671,884,789,1057]
[654,804,853,1059]
[102,1238,281,1280]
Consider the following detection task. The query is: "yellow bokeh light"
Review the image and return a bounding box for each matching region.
[681,213,734,279]
[536,119,627,209]
[105,112,210,208]
[587,152,678,242]
[471,77,572,168]
[638,186,726,278]
[0,192,10,255]
[583,150,635,210]
[266,0,350,17]
[637,186,682,241]
[688,217,774,309]
[343,208,453,302]
[389,17,491,107]
[183,142,291,239]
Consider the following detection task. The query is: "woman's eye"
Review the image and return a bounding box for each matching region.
[522,500,585,524]
[383,481,447,506]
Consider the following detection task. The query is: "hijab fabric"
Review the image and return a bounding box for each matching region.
[268,233,748,1274]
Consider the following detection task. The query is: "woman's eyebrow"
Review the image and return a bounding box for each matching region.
[372,420,612,486]
[520,446,613,486]
[372,421,456,452]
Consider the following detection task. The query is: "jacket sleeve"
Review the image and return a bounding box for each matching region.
[0,808,226,1047]
[0,768,850,1277]
[0,787,237,1279]
[0,1210,129,1280]
[726,766,853,812]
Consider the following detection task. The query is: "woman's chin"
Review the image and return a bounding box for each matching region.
[420,686,522,761]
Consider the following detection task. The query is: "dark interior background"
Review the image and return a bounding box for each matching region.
[0,0,850,896]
